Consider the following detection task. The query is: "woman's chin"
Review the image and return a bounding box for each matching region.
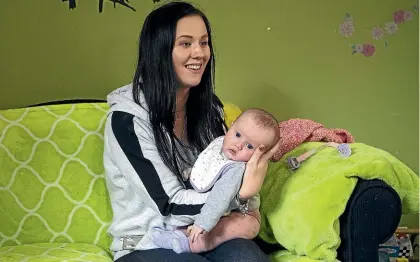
[180,76,203,89]
[185,82,201,89]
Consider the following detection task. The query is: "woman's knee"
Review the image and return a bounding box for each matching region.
[229,238,269,260]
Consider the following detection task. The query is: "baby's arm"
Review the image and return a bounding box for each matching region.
[193,164,245,232]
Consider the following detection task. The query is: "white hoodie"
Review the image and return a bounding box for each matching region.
[104,84,245,260]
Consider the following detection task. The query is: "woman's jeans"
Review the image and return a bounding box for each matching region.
[116,238,270,262]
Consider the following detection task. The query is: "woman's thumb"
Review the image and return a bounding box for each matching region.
[250,145,265,162]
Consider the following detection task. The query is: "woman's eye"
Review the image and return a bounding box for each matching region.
[246,143,254,150]
[201,41,208,46]
[235,132,241,138]
[181,42,191,47]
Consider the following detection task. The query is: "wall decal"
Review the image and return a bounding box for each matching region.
[394,9,413,23]
[339,13,355,37]
[350,43,376,57]
[340,5,417,57]
[372,26,384,40]
[371,26,384,40]
[61,0,161,13]
[383,22,398,35]
[369,7,417,47]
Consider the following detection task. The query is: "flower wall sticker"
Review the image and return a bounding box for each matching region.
[340,13,355,37]
[370,7,417,47]
[341,5,418,57]
[351,43,376,57]
[383,22,398,35]
[371,26,384,40]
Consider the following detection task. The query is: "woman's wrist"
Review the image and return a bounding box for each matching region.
[236,193,249,215]
[236,192,248,203]
[238,186,255,200]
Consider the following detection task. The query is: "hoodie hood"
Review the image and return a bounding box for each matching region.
[106,83,148,117]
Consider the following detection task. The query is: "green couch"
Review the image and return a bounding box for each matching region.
[0,101,245,261]
[0,101,416,262]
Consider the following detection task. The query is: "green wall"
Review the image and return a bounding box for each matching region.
[1,1,418,226]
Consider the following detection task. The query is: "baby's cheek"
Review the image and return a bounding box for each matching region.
[245,150,255,161]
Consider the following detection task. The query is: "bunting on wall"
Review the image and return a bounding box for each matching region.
[338,5,418,57]
[61,0,161,13]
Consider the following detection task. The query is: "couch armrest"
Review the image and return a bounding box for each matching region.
[254,178,402,261]
[337,178,402,262]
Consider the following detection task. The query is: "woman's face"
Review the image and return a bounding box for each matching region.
[172,15,211,89]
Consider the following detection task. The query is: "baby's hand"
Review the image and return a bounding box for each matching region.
[187,225,204,243]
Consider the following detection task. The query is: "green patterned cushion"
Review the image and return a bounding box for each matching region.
[0,243,112,261]
[0,103,113,253]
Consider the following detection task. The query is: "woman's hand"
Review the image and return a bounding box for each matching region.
[238,142,280,200]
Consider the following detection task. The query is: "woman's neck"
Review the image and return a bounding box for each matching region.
[176,87,190,113]
[174,87,190,142]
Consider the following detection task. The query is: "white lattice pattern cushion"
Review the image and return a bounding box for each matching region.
[0,103,113,256]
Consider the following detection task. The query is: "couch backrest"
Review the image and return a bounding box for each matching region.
[0,103,113,251]
[0,101,243,251]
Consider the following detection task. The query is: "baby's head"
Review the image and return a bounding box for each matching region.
[222,108,280,162]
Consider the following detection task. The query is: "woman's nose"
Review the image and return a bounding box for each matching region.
[191,45,204,58]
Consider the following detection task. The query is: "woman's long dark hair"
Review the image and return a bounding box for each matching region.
[132,1,226,183]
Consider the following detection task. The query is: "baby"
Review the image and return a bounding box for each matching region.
[151,108,280,253]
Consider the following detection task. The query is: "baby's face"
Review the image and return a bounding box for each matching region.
[222,115,276,162]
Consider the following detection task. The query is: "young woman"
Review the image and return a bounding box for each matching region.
[103,2,278,261]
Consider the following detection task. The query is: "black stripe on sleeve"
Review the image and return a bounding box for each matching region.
[111,111,203,216]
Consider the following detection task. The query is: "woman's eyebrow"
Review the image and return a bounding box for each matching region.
[176,34,208,40]
[176,35,193,40]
